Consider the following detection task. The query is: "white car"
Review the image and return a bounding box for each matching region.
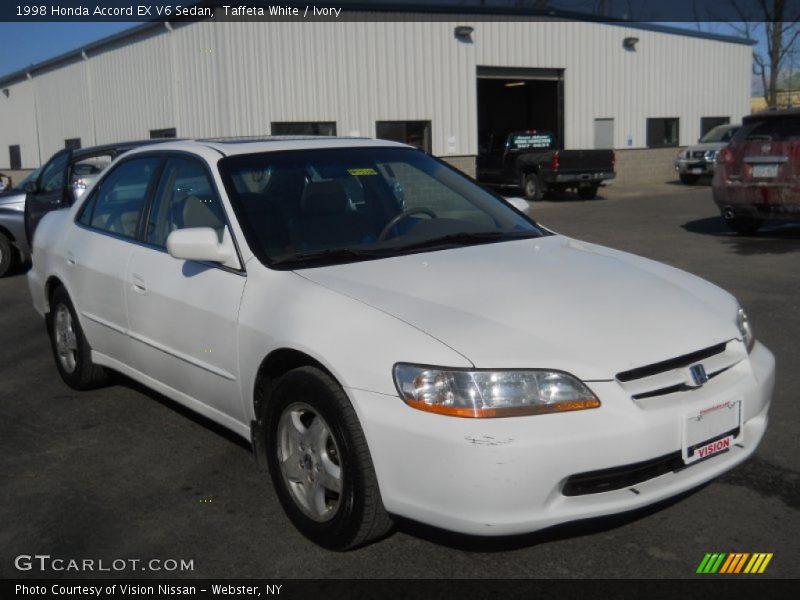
[28,138,775,550]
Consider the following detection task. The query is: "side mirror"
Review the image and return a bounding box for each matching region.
[23,181,38,193]
[506,197,530,212]
[167,227,233,265]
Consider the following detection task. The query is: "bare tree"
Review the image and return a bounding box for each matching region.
[729,1,800,106]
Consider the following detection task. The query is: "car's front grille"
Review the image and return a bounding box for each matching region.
[691,150,706,159]
[562,452,684,496]
[616,341,745,402]
[617,343,727,382]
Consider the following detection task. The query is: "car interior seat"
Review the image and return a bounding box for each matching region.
[289,180,370,251]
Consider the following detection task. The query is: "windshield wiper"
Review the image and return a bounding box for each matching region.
[270,247,388,267]
[389,230,539,253]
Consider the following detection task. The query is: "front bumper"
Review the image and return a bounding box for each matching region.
[675,159,716,175]
[350,342,774,536]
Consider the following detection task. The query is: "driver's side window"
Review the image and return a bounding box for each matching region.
[38,152,70,194]
[80,157,160,239]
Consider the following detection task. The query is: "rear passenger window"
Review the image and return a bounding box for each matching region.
[145,158,226,247]
[84,158,160,239]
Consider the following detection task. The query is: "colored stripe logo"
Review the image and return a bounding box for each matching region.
[696,553,773,574]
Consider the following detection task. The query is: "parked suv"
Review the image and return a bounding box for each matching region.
[675,124,739,185]
[712,109,800,234]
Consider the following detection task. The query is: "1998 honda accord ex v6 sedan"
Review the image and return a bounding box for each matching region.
[28,137,774,550]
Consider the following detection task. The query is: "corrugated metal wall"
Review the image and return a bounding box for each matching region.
[0,15,751,168]
[0,77,39,167]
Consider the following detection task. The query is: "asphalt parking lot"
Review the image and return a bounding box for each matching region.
[1,182,798,579]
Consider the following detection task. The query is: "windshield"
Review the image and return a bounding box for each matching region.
[739,116,800,142]
[219,147,544,268]
[699,125,737,143]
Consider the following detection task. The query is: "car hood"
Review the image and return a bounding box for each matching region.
[297,236,740,380]
[684,142,728,153]
[0,191,25,211]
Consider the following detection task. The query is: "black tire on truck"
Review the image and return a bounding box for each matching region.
[577,185,599,200]
[522,173,543,201]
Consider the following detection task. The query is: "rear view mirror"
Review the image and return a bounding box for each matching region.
[167,227,233,265]
[23,181,38,193]
[506,197,530,212]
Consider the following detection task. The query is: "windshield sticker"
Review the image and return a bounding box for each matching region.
[347,168,378,176]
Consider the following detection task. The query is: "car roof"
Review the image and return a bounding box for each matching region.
[69,139,182,159]
[195,136,413,156]
[67,136,414,163]
[743,107,800,123]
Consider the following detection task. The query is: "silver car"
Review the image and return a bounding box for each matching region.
[0,169,39,277]
[674,124,739,185]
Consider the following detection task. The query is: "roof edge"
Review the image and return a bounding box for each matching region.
[0,4,755,87]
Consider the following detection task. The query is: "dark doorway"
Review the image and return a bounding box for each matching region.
[477,67,563,152]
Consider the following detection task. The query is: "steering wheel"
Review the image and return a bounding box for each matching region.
[378,207,437,242]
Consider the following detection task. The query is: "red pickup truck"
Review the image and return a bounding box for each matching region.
[712,108,800,234]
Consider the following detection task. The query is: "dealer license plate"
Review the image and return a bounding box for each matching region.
[752,164,779,178]
[690,168,703,174]
[682,400,742,465]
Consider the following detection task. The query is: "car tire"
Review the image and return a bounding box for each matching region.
[47,286,109,390]
[0,232,17,277]
[725,216,763,236]
[577,185,599,200]
[679,174,699,185]
[265,366,393,550]
[522,173,544,201]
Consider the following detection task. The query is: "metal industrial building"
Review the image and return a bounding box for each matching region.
[0,6,753,182]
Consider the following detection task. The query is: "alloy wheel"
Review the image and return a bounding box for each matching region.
[276,402,343,522]
[54,304,78,373]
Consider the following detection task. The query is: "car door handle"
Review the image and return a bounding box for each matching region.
[65,252,76,267]
[131,274,147,295]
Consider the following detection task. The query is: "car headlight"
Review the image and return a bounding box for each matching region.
[705,149,719,161]
[393,364,600,418]
[737,308,755,352]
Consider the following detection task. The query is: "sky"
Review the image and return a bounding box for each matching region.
[0,22,134,77]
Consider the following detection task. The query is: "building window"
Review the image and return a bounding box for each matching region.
[8,145,21,170]
[65,138,81,150]
[700,117,730,138]
[271,122,337,136]
[376,121,432,153]
[646,118,679,148]
[150,128,177,139]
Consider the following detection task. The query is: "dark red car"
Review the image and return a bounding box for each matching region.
[712,108,800,234]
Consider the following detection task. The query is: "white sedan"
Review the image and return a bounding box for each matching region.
[28,138,774,550]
